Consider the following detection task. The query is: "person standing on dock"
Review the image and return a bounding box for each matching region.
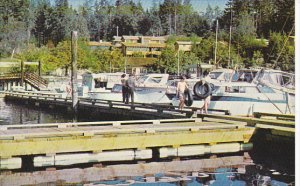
[176,75,188,110]
[121,74,128,103]
[200,93,211,114]
[126,73,135,104]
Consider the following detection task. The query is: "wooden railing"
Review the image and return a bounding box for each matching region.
[0,73,20,80]
[4,91,231,117]
[24,73,48,89]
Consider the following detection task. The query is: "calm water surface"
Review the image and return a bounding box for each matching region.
[0,98,295,185]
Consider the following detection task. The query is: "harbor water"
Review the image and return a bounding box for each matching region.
[0,98,295,185]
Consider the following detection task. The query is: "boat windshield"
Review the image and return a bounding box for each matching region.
[231,71,257,82]
[209,72,223,79]
[257,71,295,88]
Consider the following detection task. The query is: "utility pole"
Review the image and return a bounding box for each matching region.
[214,19,218,65]
[71,31,78,121]
[117,26,119,37]
[174,8,177,35]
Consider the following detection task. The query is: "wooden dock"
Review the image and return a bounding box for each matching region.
[0,91,294,170]
[0,118,254,169]
[199,112,295,138]
[3,91,229,119]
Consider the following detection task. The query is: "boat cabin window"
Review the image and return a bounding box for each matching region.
[225,86,246,93]
[232,71,257,82]
[94,79,107,88]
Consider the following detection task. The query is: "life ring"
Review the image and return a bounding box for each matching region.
[184,89,193,106]
[193,80,212,99]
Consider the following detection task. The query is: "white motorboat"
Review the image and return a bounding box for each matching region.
[169,68,295,116]
[84,73,171,104]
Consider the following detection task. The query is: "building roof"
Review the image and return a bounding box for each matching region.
[175,41,200,45]
[113,36,122,41]
[122,36,140,40]
[141,36,166,41]
[88,41,112,47]
[122,42,166,48]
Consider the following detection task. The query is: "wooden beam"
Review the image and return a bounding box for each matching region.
[198,114,294,127]
[71,31,78,118]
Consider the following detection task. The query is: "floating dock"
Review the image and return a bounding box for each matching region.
[0,118,254,169]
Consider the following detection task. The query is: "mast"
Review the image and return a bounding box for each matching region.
[228,4,232,68]
[214,19,218,65]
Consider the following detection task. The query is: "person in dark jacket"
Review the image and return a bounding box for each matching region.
[121,74,128,103]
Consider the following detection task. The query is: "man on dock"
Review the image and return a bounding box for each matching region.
[121,74,128,103]
[126,73,135,104]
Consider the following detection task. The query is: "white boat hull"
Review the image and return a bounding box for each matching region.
[172,93,295,116]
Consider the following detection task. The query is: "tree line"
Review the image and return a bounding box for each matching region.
[0,0,295,74]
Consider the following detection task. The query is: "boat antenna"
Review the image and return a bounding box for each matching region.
[267,16,290,62]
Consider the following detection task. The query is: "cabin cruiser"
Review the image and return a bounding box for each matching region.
[81,73,171,104]
[169,68,295,116]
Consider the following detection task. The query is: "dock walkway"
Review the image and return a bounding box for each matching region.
[3,91,229,119]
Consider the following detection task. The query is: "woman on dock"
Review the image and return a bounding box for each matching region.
[176,75,188,110]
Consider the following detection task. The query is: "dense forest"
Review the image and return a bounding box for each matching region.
[0,0,295,74]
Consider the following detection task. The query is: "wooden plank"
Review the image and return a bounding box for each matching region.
[1,119,199,130]
[256,124,295,133]
[253,112,295,120]
[198,114,294,127]
[0,127,254,157]
[0,122,242,139]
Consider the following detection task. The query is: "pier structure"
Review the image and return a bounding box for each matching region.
[0,91,294,170]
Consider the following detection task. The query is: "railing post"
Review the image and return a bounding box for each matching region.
[20,60,24,87]
[38,60,41,76]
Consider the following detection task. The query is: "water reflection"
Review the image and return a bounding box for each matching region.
[0,98,73,125]
[0,154,294,186]
[0,98,142,125]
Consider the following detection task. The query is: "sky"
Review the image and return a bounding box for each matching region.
[67,0,229,13]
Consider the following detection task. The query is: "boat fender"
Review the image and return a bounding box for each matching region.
[184,89,193,106]
[193,81,212,99]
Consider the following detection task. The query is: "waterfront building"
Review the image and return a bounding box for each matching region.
[175,41,201,53]
[121,42,166,58]
[88,41,112,50]
[121,35,140,43]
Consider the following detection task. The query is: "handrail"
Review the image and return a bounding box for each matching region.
[25,73,48,86]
